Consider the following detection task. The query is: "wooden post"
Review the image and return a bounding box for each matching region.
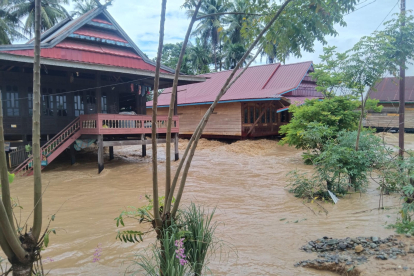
[96,73,102,113]
[70,143,76,165]
[109,146,114,160]
[97,134,104,173]
[136,85,141,114]
[141,134,146,157]
[174,132,179,160]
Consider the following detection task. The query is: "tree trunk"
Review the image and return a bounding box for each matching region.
[164,0,203,214]
[151,0,168,231]
[11,262,31,276]
[31,0,42,242]
[355,92,365,151]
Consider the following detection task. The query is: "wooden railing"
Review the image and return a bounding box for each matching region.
[8,146,30,168]
[12,117,81,175]
[79,114,179,135]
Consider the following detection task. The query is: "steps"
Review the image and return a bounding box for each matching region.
[13,117,81,176]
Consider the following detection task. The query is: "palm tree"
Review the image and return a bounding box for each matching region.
[191,0,231,71]
[188,38,211,75]
[223,0,249,45]
[223,42,250,70]
[9,0,69,36]
[0,1,25,44]
[70,0,97,17]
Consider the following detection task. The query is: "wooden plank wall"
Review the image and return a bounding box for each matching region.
[149,102,242,137]
[364,104,414,130]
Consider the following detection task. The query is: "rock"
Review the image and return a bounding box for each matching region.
[406,234,412,238]
[339,243,347,250]
[355,244,364,253]
[327,239,338,245]
[372,236,379,242]
[408,246,414,253]
[376,255,388,260]
[370,243,377,249]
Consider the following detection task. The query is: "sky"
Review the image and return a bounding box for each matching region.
[68,0,412,75]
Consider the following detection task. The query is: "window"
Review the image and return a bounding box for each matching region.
[5,85,19,116]
[271,108,276,123]
[42,88,53,116]
[281,110,288,122]
[101,93,107,113]
[255,107,259,124]
[244,107,248,124]
[74,92,84,116]
[266,107,270,123]
[249,106,254,123]
[28,87,33,116]
[56,91,67,116]
[261,107,266,123]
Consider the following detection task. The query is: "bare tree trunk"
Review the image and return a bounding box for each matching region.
[10,263,31,276]
[151,0,168,230]
[170,0,294,215]
[164,0,203,214]
[355,94,364,151]
[31,0,42,242]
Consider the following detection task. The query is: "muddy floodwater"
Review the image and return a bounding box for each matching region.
[2,134,414,275]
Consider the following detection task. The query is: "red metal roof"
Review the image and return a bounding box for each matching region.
[149,61,322,106]
[369,77,414,102]
[2,40,170,73]
[92,18,112,25]
[73,26,128,43]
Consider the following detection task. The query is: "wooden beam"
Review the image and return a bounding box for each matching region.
[98,135,104,173]
[96,72,102,113]
[141,134,146,157]
[246,103,270,136]
[109,146,114,160]
[103,138,171,147]
[174,133,179,161]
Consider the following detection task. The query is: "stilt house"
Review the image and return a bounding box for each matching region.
[365,76,414,132]
[147,61,323,139]
[0,6,204,174]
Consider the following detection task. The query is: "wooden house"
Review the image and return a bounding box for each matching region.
[365,77,414,132]
[147,61,323,139]
[0,6,204,174]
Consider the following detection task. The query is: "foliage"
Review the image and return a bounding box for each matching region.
[0,1,25,44]
[8,0,69,36]
[128,203,220,276]
[70,0,98,17]
[279,96,360,152]
[286,170,326,200]
[181,203,218,276]
[314,130,384,192]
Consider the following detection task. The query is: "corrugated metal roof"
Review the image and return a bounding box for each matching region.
[369,77,414,102]
[73,26,128,43]
[2,40,171,73]
[149,61,322,106]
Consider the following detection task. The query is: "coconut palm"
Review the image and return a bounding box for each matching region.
[0,1,25,44]
[70,0,97,17]
[223,42,250,70]
[9,0,69,36]
[188,38,211,75]
[222,0,249,45]
[190,0,231,71]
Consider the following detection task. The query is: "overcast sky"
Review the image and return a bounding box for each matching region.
[86,0,413,74]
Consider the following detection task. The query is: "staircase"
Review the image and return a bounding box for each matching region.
[12,117,81,176]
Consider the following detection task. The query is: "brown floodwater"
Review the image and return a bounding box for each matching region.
[1,134,413,275]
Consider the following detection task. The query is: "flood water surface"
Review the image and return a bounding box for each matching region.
[2,136,411,275]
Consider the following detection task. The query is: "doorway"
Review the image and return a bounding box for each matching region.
[119,92,136,113]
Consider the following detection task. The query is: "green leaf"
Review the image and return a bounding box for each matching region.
[8,172,15,184]
[280,218,286,221]
[44,233,49,247]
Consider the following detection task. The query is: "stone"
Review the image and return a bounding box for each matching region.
[327,239,338,245]
[339,243,347,250]
[370,243,377,249]
[355,245,364,253]
[408,246,414,253]
[376,255,388,260]
[372,236,379,242]
[406,234,412,238]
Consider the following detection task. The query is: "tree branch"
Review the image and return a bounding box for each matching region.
[0,91,15,233]
[195,12,265,21]
[151,0,168,229]
[164,0,203,214]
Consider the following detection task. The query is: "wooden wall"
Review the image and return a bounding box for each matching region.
[364,103,414,130]
[149,102,242,137]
